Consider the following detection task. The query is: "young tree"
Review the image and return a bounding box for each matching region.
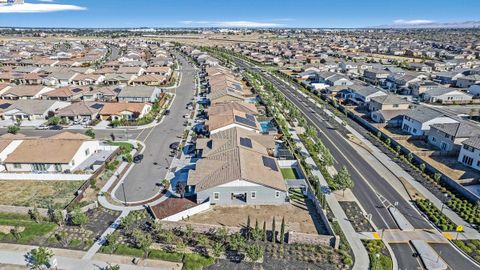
[228,233,246,252]
[70,207,88,229]
[85,128,95,139]
[262,221,267,242]
[215,226,228,243]
[279,217,285,244]
[212,242,224,259]
[29,206,41,223]
[246,215,251,239]
[161,179,170,190]
[419,163,426,173]
[105,264,120,270]
[133,229,152,258]
[48,207,64,226]
[120,214,135,232]
[29,247,54,270]
[245,244,264,262]
[105,231,120,252]
[7,125,20,135]
[271,217,276,243]
[335,166,354,196]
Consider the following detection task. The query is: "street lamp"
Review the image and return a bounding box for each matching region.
[440,193,449,214]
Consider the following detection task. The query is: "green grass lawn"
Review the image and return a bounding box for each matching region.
[0,213,57,244]
[281,168,300,180]
[107,141,134,154]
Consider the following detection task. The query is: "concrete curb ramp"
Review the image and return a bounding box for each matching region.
[411,240,448,270]
[388,207,415,231]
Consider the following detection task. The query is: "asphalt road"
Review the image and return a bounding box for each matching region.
[234,59,480,270]
[114,53,196,203]
[390,243,424,270]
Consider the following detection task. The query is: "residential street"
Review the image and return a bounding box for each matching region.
[114,53,196,203]
[234,59,480,270]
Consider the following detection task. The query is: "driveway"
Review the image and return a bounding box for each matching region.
[114,53,196,203]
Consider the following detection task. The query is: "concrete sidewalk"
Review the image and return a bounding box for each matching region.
[0,243,181,270]
[289,127,370,270]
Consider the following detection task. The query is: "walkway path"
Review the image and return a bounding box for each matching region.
[0,243,181,270]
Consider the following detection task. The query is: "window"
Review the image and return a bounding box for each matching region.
[13,164,21,169]
[462,155,474,166]
[85,149,90,156]
[275,191,280,198]
[412,128,417,134]
[432,137,436,142]
[32,163,47,172]
[213,192,219,200]
[393,104,399,108]
[54,164,62,172]
[251,191,256,199]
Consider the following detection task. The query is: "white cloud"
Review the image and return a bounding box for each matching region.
[394,19,434,25]
[0,3,86,13]
[179,20,283,28]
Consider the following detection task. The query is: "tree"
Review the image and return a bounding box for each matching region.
[46,116,61,126]
[29,206,41,223]
[176,239,187,255]
[228,233,246,251]
[7,125,20,134]
[161,179,170,190]
[212,242,224,258]
[10,225,21,240]
[246,215,251,239]
[406,153,414,163]
[262,221,267,242]
[133,229,152,258]
[279,217,285,244]
[419,163,426,173]
[245,244,264,262]
[70,207,88,229]
[215,226,228,243]
[175,182,186,197]
[106,231,120,252]
[120,214,135,232]
[335,166,354,196]
[105,264,120,270]
[85,128,95,139]
[28,247,53,270]
[271,217,276,243]
[47,207,64,226]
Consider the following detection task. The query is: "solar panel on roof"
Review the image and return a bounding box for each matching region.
[262,156,278,171]
[235,115,256,128]
[90,103,104,110]
[239,137,252,148]
[246,114,255,122]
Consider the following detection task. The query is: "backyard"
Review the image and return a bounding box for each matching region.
[185,198,325,235]
[280,167,301,180]
[0,180,84,209]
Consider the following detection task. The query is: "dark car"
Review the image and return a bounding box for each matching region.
[133,154,144,164]
[164,109,170,115]
[49,125,63,130]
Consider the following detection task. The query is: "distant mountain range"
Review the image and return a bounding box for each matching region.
[373,21,480,29]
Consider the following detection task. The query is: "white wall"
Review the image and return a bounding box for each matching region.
[161,200,211,221]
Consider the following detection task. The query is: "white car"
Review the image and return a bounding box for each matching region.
[36,125,49,130]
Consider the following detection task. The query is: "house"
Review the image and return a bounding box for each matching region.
[2,99,70,121]
[70,74,105,86]
[422,87,473,104]
[325,74,353,87]
[82,86,120,102]
[144,66,172,77]
[206,102,260,134]
[402,106,458,136]
[368,94,410,112]
[187,127,287,205]
[410,80,440,97]
[103,74,136,85]
[363,68,390,85]
[56,101,104,122]
[42,71,77,86]
[456,74,480,88]
[42,86,89,101]
[3,132,107,173]
[99,102,151,121]
[348,86,387,105]
[1,85,54,100]
[427,121,480,153]
[117,86,162,103]
[130,74,167,86]
[458,136,480,171]
[434,71,466,85]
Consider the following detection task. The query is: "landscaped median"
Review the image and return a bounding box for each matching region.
[415,199,456,231]
[362,240,393,270]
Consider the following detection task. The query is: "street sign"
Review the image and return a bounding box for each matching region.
[456,225,463,232]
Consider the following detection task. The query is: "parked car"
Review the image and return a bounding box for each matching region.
[164,109,170,115]
[133,154,144,164]
[49,125,63,130]
[36,125,49,130]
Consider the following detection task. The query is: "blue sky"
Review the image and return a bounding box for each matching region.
[0,0,479,28]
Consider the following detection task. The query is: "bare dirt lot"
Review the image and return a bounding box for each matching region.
[0,180,84,208]
[185,203,320,234]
